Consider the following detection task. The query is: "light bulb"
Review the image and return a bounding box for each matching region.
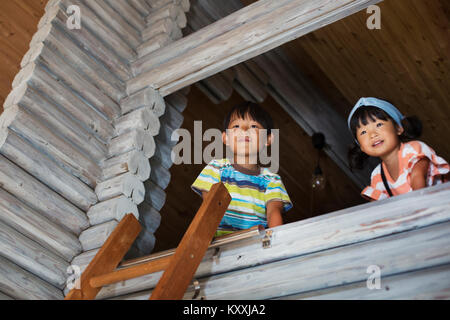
[311,166,326,191]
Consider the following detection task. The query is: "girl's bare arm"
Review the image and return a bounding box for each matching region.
[410,158,430,190]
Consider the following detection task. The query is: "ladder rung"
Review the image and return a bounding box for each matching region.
[90,256,171,288]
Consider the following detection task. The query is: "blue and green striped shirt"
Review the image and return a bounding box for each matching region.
[191,158,293,236]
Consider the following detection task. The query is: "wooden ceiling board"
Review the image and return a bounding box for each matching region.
[0,0,47,114]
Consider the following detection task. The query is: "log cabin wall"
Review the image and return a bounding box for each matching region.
[0,0,448,300]
[0,0,190,299]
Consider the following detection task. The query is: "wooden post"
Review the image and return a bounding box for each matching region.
[128,0,381,96]
[149,182,231,300]
[65,214,141,300]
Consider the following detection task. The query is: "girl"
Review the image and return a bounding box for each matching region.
[347,97,449,201]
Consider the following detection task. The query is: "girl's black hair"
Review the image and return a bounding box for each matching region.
[348,105,423,170]
[223,101,274,135]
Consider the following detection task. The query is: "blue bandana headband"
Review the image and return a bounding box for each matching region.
[347,97,405,143]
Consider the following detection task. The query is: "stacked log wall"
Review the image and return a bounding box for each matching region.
[0,0,190,299]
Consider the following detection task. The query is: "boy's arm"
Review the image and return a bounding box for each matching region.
[266,200,284,228]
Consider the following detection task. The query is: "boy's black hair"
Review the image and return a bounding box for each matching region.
[223,101,274,135]
[348,105,423,170]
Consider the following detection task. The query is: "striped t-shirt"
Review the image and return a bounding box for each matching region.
[362,140,449,201]
[191,158,293,236]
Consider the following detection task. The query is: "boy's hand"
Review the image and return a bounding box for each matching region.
[266,201,284,228]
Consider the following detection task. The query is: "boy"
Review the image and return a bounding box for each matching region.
[191,102,293,236]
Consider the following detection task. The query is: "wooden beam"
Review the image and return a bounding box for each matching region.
[279,264,450,300]
[128,0,381,96]
[65,214,141,300]
[149,182,231,300]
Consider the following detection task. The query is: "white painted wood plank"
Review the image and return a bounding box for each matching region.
[95,172,145,205]
[137,33,174,59]
[42,3,131,81]
[108,129,156,159]
[128,0,152,16]
[142,18,177,42]
[0,256,64,300]
[86,0,141,49]
[278,264,450,300]
[101,149,151,182]
[1,105,102,188]
[87,196,139,227]
[79,220,118,252]
[147,0,190,12]
[120,86,166,117]
[24,39,121,122]
[0,128,97,211]
[105,0,146,31]
[56,0,137,62]
[70,248,99,274]
[130,0,299,75]
[0,154,89,236]
[129,0,381,96]
[0,188,82,261]
[114,107,161,137]
[146,2,179,25]
[8,62,115,144]
[0,292,13,300]
[31,22,126,105]
[5,82,107,163]
[0,221,70,289]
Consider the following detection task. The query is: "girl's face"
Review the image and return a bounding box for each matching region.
[222,113,271,158]
[356,117,404,158]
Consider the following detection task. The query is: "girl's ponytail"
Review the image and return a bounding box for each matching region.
[400,116,422,141]
[348,142,369,170]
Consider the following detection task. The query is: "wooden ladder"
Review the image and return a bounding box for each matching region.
[65,182,231,300]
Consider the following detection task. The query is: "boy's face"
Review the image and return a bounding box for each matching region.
[222,113,272,160]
